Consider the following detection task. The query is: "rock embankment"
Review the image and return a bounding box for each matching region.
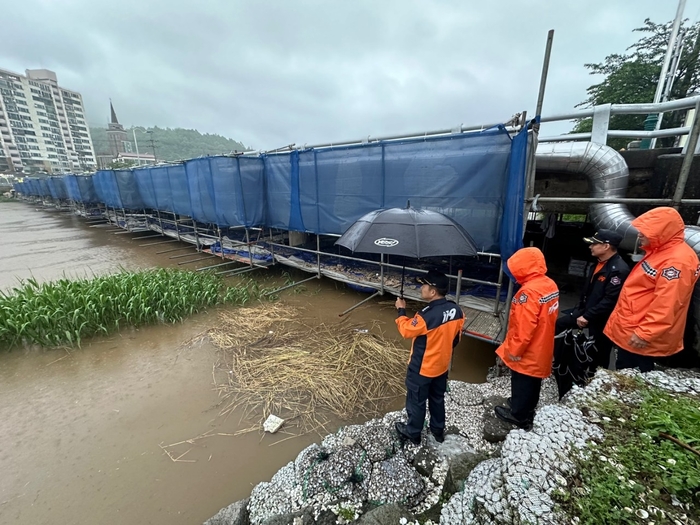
[205,368,700,525]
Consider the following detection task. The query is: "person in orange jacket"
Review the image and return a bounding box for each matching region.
[394,270,464,445]
[604,207,699,372]
[494,247,559,429]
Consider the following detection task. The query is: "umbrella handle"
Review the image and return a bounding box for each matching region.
[400,264,405,299]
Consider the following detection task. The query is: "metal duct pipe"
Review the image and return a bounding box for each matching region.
[535,141,700,253]
[536,141,700,359]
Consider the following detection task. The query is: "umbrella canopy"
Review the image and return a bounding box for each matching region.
[335,205,478,259]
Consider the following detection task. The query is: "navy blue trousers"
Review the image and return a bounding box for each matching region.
[510,369,542,425]
[615,346,655,372]
[404,371,448,440]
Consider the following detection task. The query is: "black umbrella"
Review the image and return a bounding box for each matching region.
[335,203,478,296]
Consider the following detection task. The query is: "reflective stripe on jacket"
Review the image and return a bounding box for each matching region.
[496,247,559,378]
[604,207,699,357]
[396,297,464,377]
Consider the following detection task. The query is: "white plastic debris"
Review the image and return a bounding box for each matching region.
[263,414,285,433]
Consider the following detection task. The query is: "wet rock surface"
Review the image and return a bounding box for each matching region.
[206,368,700,525]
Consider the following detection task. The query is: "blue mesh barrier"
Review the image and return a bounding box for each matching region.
[21,125,527,257]
[38,179,50,197]
[500,124,529,278]
[47,176,68,200]
[183,156,264,227]
[183,157,219,225]
[133,167,158,210]
[93,170,144,210]
[65,175,99,204]
[167,164,192,217]
[264,128,522,252]
[92,171,110,205]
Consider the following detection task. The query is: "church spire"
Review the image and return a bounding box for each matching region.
[110,99,119,124]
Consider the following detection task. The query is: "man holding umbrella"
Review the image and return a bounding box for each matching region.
[394,270,464,445]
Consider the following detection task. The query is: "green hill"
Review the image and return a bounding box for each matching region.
[89,126,248,163]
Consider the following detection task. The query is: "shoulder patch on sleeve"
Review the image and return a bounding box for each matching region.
[610,276,621,286]
[518,292,528,304]
[411,317,419,326]
[661,266,681,281]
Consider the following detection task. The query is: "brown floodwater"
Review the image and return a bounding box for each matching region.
[0,201,496,525]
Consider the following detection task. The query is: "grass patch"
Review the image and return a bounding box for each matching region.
[0,268,266,349]
[558,386,700,524]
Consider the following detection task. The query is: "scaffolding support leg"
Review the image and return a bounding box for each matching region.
[262,275,318,297]
[338,291,381,317]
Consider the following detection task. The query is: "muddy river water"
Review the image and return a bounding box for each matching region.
[0,201,496,525]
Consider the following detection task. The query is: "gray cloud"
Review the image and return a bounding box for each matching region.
[4,0,698,150]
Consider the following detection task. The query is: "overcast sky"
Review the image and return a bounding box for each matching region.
[4,0,700,150]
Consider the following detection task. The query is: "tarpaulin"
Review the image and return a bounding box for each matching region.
[47,176,68,200]
[65,174,100,204]
[183,156,264,227]
[263,128,522,252]
[93,170,144,210]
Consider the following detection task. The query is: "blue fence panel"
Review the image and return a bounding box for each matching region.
[65,175,99,204]
[184,157,219,225]
[198,156,264,227]
[149,165,174,213]
[65,175,80,202]
[38,179,51,198]
[47,176,68,200]
[46,178,60,200]
[264,129,518,252]
[77,175,99,204]
[93,171,118,207]
[94,170,144,210]
[264,155,294,230]
[114,170,144,210]
[167,164,193,217]
[133,167,158,210]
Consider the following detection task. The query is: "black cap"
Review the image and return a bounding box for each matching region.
[583,229,623,248]
[416,270,449,291]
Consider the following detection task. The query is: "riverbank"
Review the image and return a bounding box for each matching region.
[206,368,700,525]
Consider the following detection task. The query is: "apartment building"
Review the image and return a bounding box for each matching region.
[0,68,97,174]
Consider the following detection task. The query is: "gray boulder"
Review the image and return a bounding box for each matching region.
[204,498,249,525]
[357,503,415,524]
[482,395,515,443]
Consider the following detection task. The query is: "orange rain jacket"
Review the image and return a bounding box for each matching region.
[604,207,699,357]
[396,298,464,378]
[496,247,560,378]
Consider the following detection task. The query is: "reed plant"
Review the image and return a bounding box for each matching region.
[0,269,260,349]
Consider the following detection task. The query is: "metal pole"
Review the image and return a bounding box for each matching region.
[493,264,505,316]
[262,275,318,297]
[132,129,141,166]
[454,269,463,307]
[648,0,686,149]
[338,291,381,317]
[524,32,554,218]
[673,100,700,208]
[653,0,686,106]
[535,30,554,119]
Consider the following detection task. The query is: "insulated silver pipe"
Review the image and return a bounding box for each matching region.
[536,141,700,357]
[535,141,700,254]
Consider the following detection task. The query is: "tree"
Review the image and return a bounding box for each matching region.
[107,159,138,170]
[573,18,700,150]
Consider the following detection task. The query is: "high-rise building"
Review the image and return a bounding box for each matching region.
[0,67,97,174]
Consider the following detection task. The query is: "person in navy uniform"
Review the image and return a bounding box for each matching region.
[393,270,464,445]
[554,229,630,397]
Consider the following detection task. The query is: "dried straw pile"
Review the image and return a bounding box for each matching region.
[206,302,407,433]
